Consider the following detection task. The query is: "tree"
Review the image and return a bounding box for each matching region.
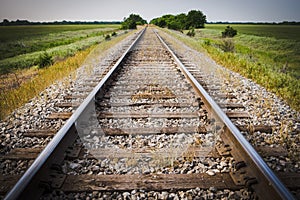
[122,19,137,29]
[151,14,184,30]
[168,20,181,30]
[2,19,9,26]
[121,14,147,29]
[157,19,167,27]
[128,14,147,25]
[186,10,206,29]
[150,10,206,31]
[175,14,187,30]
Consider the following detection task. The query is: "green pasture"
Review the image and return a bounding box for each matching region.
[167,24,299,110]
[202,24,300,79]
[205,24,300,40]
[0,24,120,60]
[0,24,121,74]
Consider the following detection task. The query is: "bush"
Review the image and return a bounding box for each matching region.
[220,39,235,52]
[38,52,53,68]
[222,26,237,38]
[111,32,117,37]
[186,28,195,37]
[104,34,111,40]
[203,39,211,46]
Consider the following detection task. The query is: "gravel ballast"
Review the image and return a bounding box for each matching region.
[0,28,299,199]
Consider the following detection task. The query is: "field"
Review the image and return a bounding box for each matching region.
[203,24,300,78]
[165,24,300,110]
[0,24,126,119]
[1,24,299,119]
[205,24,300,40]
[0,24,120,74]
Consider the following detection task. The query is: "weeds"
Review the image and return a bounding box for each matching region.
[38,51,53,68]
[0,26,120,74]
[104,34,111,40]
[186,28,195,37]
[0,48,92,119]
[278,120,299,161]
[219,39,235,52]
[0,25,120,60]
[207,44,299,110]
[0,30,135,120]
[160,26,299,110]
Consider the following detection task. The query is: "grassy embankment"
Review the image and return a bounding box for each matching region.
[165,24,300,111]
[0,24,137,120]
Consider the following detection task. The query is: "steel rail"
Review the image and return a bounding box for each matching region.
[154,29,294,200]
[5,27,294,199]
[4,27,146,200]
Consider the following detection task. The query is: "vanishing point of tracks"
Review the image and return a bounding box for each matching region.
[1,27,297,199]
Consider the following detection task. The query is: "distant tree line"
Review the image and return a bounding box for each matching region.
[150,10,207,31]
[2,18,298,27]
[207,21,300,25]
[0,19,121,26]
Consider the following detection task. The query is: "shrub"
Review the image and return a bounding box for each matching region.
[186,28,195,37]
[220,39,235,52]
[38,52,53,68]
[203,39,211,46]
[111,32,117,37]
[105,34,111,40]
[222,26,237,38]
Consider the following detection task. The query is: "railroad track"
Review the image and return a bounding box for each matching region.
[1,27,298,199]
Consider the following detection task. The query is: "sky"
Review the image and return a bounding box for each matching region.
[0,0,299,23]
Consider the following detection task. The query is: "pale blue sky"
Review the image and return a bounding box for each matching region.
[0,0,299,22]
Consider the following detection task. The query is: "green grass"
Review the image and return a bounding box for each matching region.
[162,24,300,111]
[205,24,300,40]
[204,24,300,79]
[0,24,121,74]
[0,29,136,120]
[0,24,120,59]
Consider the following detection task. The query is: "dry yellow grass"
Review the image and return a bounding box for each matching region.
[0,30,135,120]
[0,48,92,119]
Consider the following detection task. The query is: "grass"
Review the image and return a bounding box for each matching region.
[0,24,121,74]
[0,48,92,120]
[205,24,300,40]
[162,24,300,111]
[203,25,300,110]
[0,29,135,120]
[203,24,300,77]
[0,24,120,59]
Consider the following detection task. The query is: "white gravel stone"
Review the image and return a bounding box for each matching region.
[206,169,216,176]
